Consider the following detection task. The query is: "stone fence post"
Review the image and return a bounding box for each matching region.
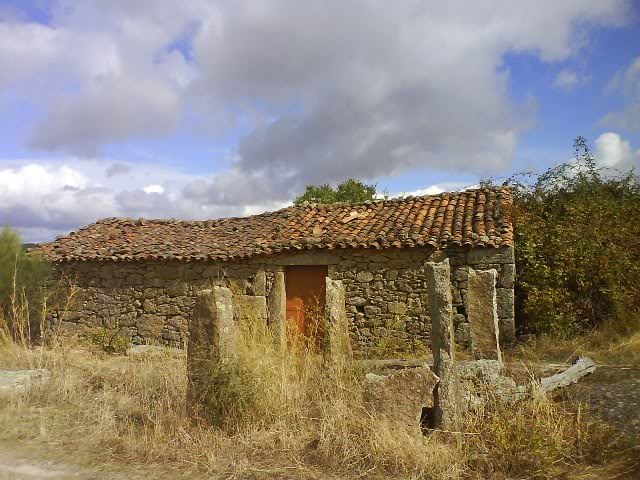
[187,286,235,412]
[267,270,287,347]
[425,259,461,432]
[325,277,352,364]
[467,269,502,362]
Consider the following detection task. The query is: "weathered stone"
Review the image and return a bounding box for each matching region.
[267,271,286,346]
[454,322,470,348]
[233,295,268,324]
[499,318,516,345]
[539,356,596,393]
[362,366,439,432]
[127,273,143,285]
[325,278,352,362]
[385,269,399,280]
[351,296,367,306]
[356,271,374,283]
[467,269,501,362]
[453,266,469,282]
[387,302,407,315]
[466,246,514,265]
[496,288,515,319]
[50,244,514,354]
[364,305,381,316]
[187,287,235,363]
[165,281,189,297]
[425,259,461,431]
[137,314,165,338]
[497,264,515,288]
[143,298,156,312]
[251,268,267,296]
[0,369,50,396]
[56,320,89,334]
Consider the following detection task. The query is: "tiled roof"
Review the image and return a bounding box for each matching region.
[34,187,513,262]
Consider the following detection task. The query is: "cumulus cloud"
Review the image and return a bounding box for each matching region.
[0,1,633,239]
[601,56,640,131]
[183,0,628,204]
[0,158,296,242]
[29,76,182,154]
[595,132,640,170]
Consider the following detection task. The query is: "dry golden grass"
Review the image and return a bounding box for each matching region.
[2,315,636,480]
[510,315,640,366]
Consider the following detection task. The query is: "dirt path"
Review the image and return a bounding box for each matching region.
[0,442,171,480]
[0,445,88,480]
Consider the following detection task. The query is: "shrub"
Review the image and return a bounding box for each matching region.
[503,138,640,336]
[188,356,259,430]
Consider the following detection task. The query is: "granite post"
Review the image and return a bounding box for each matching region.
[325,277,352,364]
[425,259,461,432]
[467,269,502,362]
[187,286,235,413]
[267,270,287,347]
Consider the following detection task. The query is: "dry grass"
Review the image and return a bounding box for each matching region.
[2,314,636,480]
[0,318,464,479]
[510,314,640,366]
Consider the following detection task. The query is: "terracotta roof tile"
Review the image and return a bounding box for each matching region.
[33,187,513,262]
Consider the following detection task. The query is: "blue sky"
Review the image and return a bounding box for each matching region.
[0,0,639,242]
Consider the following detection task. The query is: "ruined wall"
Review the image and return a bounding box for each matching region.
[51,246,514,352]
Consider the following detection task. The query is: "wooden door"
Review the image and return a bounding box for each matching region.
[285,265,328,341]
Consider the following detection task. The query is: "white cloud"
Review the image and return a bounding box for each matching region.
[594,132,640,170]
[553,69,587,90]
[383,183,477,199]
[601,56,640,131]
[0,1,634,240]
[183,0,628,204]
[0,158,289,242]
[143,184,165,194]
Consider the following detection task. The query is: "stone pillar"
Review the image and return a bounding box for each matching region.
[188,286,235,361]
[187,287,235,410]
[325,278,352,363]
[467,269,502,362]
[267,270,287,347]
[425,259,460,432]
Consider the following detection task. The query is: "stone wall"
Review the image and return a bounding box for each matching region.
[50,245,515,352]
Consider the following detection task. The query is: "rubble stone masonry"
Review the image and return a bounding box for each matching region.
[50,245,515,353]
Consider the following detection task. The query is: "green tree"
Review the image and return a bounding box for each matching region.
[294,179,377,205]
[0,226,49,340]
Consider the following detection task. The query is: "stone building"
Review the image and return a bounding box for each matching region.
[34,186,515,354]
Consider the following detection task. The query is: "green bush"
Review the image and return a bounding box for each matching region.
[0,226,50,341]
[506,137,640,336]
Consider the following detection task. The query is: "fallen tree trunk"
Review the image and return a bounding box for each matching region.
[539,356,596,393]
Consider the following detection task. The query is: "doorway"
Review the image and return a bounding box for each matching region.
[285,265,328,342]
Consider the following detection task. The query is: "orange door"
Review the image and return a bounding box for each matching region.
[285,266,328,340]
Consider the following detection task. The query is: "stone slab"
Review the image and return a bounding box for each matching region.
[267,271,287,346]
[362,366,439,432]
[467,269,502,362]
[425,258,460,431]
[325,278,352,362]
[0,369,50,396]
[233,295,268,323]
[466,246,514,265]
